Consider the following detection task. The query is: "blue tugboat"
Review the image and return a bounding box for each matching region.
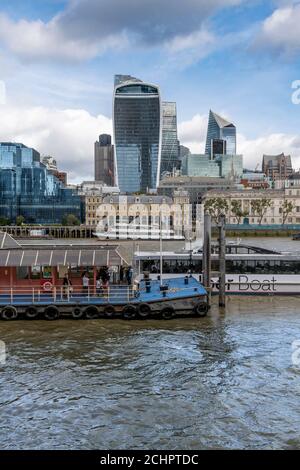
[0,231,208,320]
[0,276,208,320]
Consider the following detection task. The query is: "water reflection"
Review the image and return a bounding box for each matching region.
[0,296,300,449]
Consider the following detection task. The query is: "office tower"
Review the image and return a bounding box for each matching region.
[178,145,191,174]
[262,153,293,181]
[113,75,162,193]
[0,142,82,224]
[160,102,179,178]
[94,134,114,185]
[205,110,236,158]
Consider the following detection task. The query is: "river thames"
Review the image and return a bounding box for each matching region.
[0,295,300,450]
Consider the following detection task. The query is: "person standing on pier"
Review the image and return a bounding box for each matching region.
[62,275,72,298]
[126,266,133,285]
[81,271,89,295]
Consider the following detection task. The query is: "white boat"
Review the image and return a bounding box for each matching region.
[94,222,184,240]
[134,243,300,295]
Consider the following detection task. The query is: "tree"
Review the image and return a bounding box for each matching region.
[16,215,25,226]
[204,197,229,224]
[230,200,249,225]
[0,217,10,226]
[251,198,272,225]
[62,214,80,226]
[281,200,295,225]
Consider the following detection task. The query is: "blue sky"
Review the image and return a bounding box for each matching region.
[0,0,300,181]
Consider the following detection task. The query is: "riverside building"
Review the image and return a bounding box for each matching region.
[0,142,83,224]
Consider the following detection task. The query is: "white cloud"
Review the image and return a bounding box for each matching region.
[0,14,126,62]
[0,0,242,62]
[0,104,112,182]
[254,4,300,57]
[238,132,300,170]
[178,114,208,153]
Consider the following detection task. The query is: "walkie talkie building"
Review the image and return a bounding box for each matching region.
[113,76,162,193]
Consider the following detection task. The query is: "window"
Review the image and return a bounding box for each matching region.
[16,267,29,280]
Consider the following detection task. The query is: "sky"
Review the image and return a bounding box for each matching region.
[0,0,300,182]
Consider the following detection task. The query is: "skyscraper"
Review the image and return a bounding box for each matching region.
[113,75,162,193]
[0,142,83,224]
[94,134,114,185]
[205,110,236,158]
[160,102,179,178]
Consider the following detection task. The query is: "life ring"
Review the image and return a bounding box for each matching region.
[72,306,84,320]
[84,305,99,319]
[43,305,60,320]
[103,304,115,318]
[194,302,208,317]
[0,305,18,320]
[122,304,137,320]
[25,306,39,320]
[42,281,53,292]
[138,303,151,319]
[161,306,175,320]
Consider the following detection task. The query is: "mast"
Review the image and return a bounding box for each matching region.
[159,213,163,286]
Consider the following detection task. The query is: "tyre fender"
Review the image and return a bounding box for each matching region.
[44,305,60,320]
[1,305,18,320]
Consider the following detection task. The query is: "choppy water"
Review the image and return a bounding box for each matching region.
[0,296,300,450]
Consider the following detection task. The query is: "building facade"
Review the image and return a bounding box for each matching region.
[204,187,300,225]
[76,181,119,226]
[205,110,237,157]
[113,75,162,193]
[160,102,179,177]
[94,134,114,186]
[262,153,293,181]
[158,175,240,219]
[183,153,243,179]
[0,142,83,224]
[93,195,189,240]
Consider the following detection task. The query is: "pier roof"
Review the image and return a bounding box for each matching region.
[0,233,126,267]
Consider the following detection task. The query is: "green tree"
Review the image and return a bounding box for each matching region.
[251,198,272,225]
[0,217,10,226]
[230,200,249,225]
[62,214,80,226]
[204,197,228,224]
[16,215,25,226]
[281,200,295,225]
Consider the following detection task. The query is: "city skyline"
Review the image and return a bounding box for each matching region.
[0,0,300,182]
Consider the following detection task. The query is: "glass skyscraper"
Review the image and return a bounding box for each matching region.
[160,102,179,178]
[113,75,162,193]
[0,142,83,224]
[205,110,236,158]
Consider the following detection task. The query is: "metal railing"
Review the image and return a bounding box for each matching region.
[0,284,135,305]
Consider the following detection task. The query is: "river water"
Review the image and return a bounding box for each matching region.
[1,296,300,450]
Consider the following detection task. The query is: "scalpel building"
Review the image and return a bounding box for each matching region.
[113,75,162,193]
